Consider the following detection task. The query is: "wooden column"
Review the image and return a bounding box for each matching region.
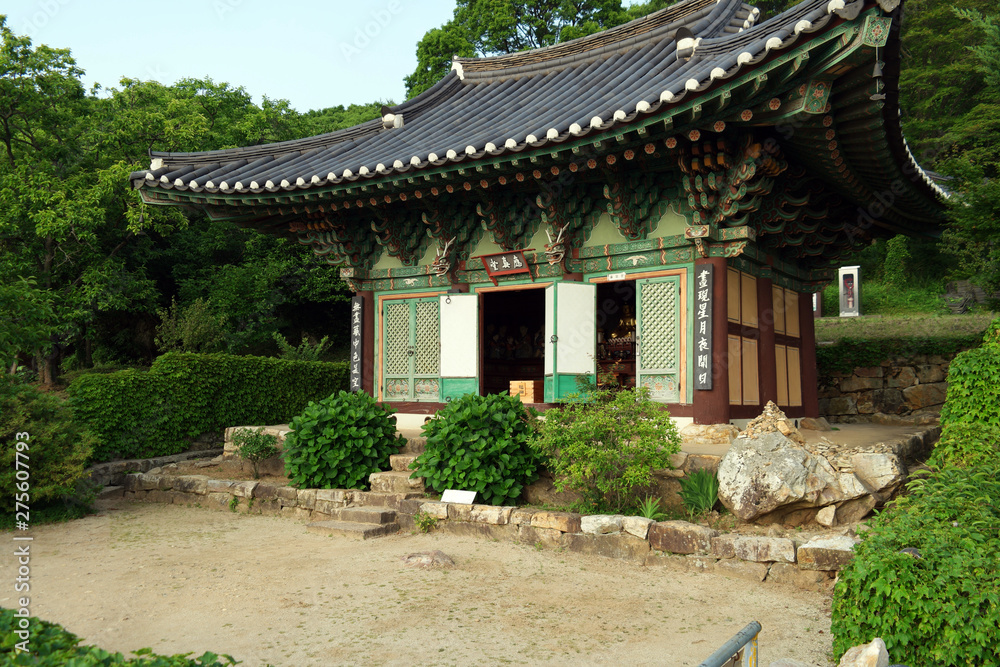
[359,290,375,396]
[757,276,778,406]
[693,256,730,425]
[799,289,820,418]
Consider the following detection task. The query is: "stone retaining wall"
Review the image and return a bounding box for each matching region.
[106,473,857,592]
[87,448,224,487]
[818,352,956,423]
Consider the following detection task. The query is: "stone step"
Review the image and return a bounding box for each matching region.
[353,491,426,510]
[306,520,399,540]
[390,454,419,472]
[398,436,427,455]
[331,505,397,525]
[369,470,425,494]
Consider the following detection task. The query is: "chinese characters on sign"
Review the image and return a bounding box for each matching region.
[349,296,363,392]
[694,265,713,390]
[480,250,531,286]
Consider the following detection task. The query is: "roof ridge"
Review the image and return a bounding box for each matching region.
[453,0,730,74]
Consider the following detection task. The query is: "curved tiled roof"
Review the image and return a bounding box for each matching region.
[133,0,861,196]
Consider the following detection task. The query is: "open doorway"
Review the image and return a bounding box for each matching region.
[596,280,637,388]
[481,288,545,396]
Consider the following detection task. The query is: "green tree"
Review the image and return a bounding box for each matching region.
[404,0,633,98]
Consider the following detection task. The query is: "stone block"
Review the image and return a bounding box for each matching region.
[837,638,889,667]
[669,452,688,469]
[438,521,517,541]
[710,535,795,563]
[280,506,314,521]
[97,486,124,500]
[252,483,278,500]
[172,476,208,495]
[565,533,650,564]
[622,516,654,539]
[518,525,569,549]
[766,562,833,591]
[799,417,832,431]
[314,498,346,515]
[853,366,883,378]
[276,486,298,504]
[683,454,722,475]
[207,480,235,494]
[797,535,858,571]
[207,493,231,509]
[530,511,581,533]
[139,474,167,491]
[231,481,258,498]
[852,453,905,494]
[827,396,858,415]
[420,502,450,520]
[856,393,876,414]
[916,364,946,384]
[887,367,916,389]
[902,382,948,411]
[840,377,883,392]
[713,559,770,582]
[448,503,473,522]
[469,504,513,525]
[510,508,536,526]
[170,491,202,505]
[580,514,623,534]
[315,489,353,503]
[122,474,142,492]
[146,489,172,504]
[836,495,876,524]
[296,488,316,510]
[648,521,717,555]
[816,505,836,527]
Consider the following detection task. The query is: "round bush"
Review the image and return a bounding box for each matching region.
[282,390,404,489]
[412,393,540,506]
[1,383,97,521]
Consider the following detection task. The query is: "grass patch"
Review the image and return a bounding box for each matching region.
[815,313,993,344]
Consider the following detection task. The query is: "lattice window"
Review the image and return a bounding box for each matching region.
[383,302,410,375]
[639,280,678,371]
[414,301,440,375]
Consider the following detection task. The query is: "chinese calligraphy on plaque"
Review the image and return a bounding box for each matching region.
[349,296,363,392]
[480,250,531,285]
[694,265,713,390]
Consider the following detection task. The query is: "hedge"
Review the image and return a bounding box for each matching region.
[815,334,983,375]
[69,352,348,463]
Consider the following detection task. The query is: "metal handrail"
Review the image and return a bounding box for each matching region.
[698,621,761,667]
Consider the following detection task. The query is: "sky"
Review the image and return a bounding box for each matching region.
[4,0,460,112]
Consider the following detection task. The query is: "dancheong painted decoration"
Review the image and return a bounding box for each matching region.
[130,0,945,425]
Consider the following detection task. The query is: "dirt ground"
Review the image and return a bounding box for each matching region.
[2,500,835,667]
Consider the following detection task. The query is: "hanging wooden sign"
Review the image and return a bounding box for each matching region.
[349,296,363,392]
[694,265,713,390]
[479,249,532,286]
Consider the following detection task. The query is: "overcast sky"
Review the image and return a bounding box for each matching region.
[4,0,459,111]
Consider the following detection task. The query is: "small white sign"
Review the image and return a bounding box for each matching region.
[441,490,476,504]
[606,271,627,281]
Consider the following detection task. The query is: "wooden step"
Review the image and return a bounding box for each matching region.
[331,505,397,525]
[390,454,419,472]
[306,520,399,539]
[369,470,424,494]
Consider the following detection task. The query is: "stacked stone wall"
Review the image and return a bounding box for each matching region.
[818,352,956,423]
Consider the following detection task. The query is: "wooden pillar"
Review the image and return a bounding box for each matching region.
[757,276,778,406]
[360,290,375,396]
[799,290,820,418]
[693,256,730,425]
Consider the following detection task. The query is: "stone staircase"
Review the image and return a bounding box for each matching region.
[306,434,428,540]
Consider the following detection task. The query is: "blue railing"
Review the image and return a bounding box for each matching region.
[698,621,761,667]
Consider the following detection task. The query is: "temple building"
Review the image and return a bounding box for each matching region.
[130,0,944,426]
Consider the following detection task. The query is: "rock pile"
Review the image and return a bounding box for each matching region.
[718,403,910,526]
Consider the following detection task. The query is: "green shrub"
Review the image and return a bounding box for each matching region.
[0,607,237,665]
[283,390,403,489]
[831,465,1000,665]
[69,352,348,462]
[927,421,1000,469]
[0,384,97,524]
[531,388,681,513]
[939,345,1000,431]
[883,235,911,287]
[155,297,227,354]
[231,427,280,479]
[272,332,331,361]
[679,469,720,516]
[816,334,982,375]
[413,393,540,506]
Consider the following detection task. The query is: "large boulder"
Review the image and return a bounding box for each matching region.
[717,432,867,522]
